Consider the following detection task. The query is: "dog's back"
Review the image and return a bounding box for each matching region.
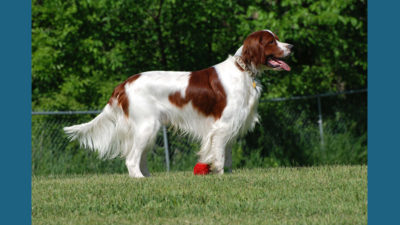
[65,29,293,178]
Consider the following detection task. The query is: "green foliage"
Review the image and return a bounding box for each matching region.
[32,114,127,175]
[32,166,367,225]
[306,118,367,165]
[32,115,199,175]
[32,0,366,109]
[32,0,367,169]
[238,93,367,167]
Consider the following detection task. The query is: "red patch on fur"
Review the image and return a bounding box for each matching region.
[193,163,210,175]
[108,74,141,117]
[241,31,284,68]
[168,67,227,119]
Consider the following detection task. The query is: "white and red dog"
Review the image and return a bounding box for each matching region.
[64,30,293,178]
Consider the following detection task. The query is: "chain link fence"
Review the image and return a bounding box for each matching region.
[32,89,367,175]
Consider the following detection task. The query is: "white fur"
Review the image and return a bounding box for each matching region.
[63,27,296,178]
[64,54,261,178]
[234,45,243,56]
[64,104,135,159]
[264,29,291,57]
[277,40,291,57]
[264,29,274,35]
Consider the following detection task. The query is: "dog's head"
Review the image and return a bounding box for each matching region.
[241,30,293,73]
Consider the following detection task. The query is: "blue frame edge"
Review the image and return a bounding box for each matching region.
[0,0,32,224]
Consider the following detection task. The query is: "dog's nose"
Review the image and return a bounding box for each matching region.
[287,44,294,50]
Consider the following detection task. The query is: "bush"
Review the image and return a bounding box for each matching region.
[32,0,367,174]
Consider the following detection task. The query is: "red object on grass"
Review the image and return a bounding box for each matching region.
[193,163,210,175]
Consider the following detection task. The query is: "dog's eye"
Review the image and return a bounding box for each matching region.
[268,40,274,45]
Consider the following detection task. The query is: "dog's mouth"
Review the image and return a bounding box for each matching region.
[266,57,291,71]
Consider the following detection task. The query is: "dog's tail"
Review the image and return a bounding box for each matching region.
[63,104,133,159]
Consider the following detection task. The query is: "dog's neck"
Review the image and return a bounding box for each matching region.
[234,55,259,78]
[233,45,258,77]
[233,55,246,71]
[234,45,243,56]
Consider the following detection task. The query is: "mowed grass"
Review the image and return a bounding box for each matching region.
[32,165,367,225]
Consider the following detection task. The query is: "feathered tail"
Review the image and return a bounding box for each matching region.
[63,104,133,159]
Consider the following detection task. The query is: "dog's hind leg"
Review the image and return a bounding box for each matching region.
[125,119,160,178]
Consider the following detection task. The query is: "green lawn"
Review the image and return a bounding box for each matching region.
[32,166,367,225]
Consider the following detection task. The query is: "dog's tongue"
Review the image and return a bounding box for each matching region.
[268,58,291,71]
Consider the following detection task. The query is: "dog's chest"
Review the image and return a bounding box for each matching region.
[223,75,261,133]
[242,81,261,125]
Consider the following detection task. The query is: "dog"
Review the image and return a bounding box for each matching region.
[64,30,293,178]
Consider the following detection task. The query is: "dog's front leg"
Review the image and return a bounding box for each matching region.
[211,133,232,175]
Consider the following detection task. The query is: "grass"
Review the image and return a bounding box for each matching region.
[32,165,367,225]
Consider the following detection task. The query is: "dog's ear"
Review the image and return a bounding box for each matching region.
[241,32,266,69]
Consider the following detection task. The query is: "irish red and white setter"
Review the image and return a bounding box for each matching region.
[64,30,293,178]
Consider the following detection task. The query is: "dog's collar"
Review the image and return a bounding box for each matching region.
[234,55,256,77]
[234,56,257,88]
[234,55,247,71]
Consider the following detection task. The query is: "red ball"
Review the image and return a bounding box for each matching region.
[193,163,210,175]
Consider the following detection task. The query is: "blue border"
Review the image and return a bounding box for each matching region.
[0,1,31,224]
[0,1,396,224]
[368,1,400,224]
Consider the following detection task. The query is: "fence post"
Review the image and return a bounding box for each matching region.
[317,96,325,148]
[162,125,170,172]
